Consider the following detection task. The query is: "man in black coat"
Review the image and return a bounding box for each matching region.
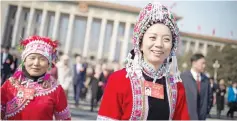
[181,53,212,120]
[1,46,13,85]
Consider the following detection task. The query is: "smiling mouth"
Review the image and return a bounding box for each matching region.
[32,68,40,71]
[151,50,164,55]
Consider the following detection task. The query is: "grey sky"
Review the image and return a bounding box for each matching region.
[104,0,237,40]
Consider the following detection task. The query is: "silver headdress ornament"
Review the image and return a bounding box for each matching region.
[125,2,182,83]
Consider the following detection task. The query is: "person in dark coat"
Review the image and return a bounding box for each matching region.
[80,59,88,101]
[73,54,87,107]
[89,64,102,112]
[208,77,218,117]
[10,53,18,74]
[216,79,226,119]
[181,53,212,120]
[97,63,110,102]
[1,46,13,85]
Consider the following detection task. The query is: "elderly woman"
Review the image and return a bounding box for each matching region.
[1,36,71,120]
[97,2,189,120]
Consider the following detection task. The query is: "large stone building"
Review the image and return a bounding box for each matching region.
[1,1,237,63]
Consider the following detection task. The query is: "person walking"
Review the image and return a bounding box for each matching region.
[216,79,226,119]
[227,81,237,119]
[181,53,212,120]
[1,46,13,85]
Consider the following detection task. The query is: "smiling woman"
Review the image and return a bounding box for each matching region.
[24,54,49,77]
[141,23,173,70]
[97,2,190,120]
[1,36,71,120]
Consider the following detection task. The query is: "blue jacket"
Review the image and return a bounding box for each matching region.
[227,87,237,103]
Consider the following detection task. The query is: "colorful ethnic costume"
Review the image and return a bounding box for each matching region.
[1,36,71,120]
[97,3,190,120]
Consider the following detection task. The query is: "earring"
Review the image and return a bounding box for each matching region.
[48,63,52,71]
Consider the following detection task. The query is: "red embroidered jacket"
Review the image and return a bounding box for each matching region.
[97,69,190,120]
[1,78,71,120]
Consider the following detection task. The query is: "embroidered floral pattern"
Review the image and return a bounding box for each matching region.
[167,76,177,119]
[5,97,30,118]
[10,76,59,97]
[54,106,71,120]
[129,73,144,120]
[5,75,59,118]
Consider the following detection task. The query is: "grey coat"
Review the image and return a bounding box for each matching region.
[181,71,212,120]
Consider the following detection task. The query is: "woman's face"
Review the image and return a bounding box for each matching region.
[141,23,172,68]
[24,53,49,76]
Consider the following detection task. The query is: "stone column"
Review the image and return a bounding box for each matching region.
[39,9,47,36]
[64,13,75,54]
[120,22,131,63]
[25,5,35,37]
[97,18,107,59]
[11,5,22,47]
[52,7,60,40]
[108,20,119,61]
[82,16,93,57]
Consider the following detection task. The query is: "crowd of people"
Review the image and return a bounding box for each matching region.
[209,78,237,119]
[1,2,237,120]
[48,51,121,112]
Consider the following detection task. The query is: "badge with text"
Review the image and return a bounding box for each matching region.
[17,87,36,100]
[144,81,164,99]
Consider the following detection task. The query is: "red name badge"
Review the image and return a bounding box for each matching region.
[17,87,36,100]
[144,81,164,99]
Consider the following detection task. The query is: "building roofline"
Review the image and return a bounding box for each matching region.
[180,32,237,45]
[77,1,182,20]
[64,1,236,45]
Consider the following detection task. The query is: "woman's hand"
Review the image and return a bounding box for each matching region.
[98,82,104,86]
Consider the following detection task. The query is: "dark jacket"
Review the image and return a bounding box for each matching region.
[210,83,218,107]
[1,53,13,84]
[89,76,100,99]
[181,71,212,120]
[73,63,87,86]
[1,53,13,74]
[216,85,226,111]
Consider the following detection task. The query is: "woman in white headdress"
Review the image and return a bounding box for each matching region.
[97,2,190,120]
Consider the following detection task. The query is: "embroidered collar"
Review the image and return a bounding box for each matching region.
[141,58,167,80]
[20,76,44,85]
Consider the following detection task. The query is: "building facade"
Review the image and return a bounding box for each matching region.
[1,1,237,63]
